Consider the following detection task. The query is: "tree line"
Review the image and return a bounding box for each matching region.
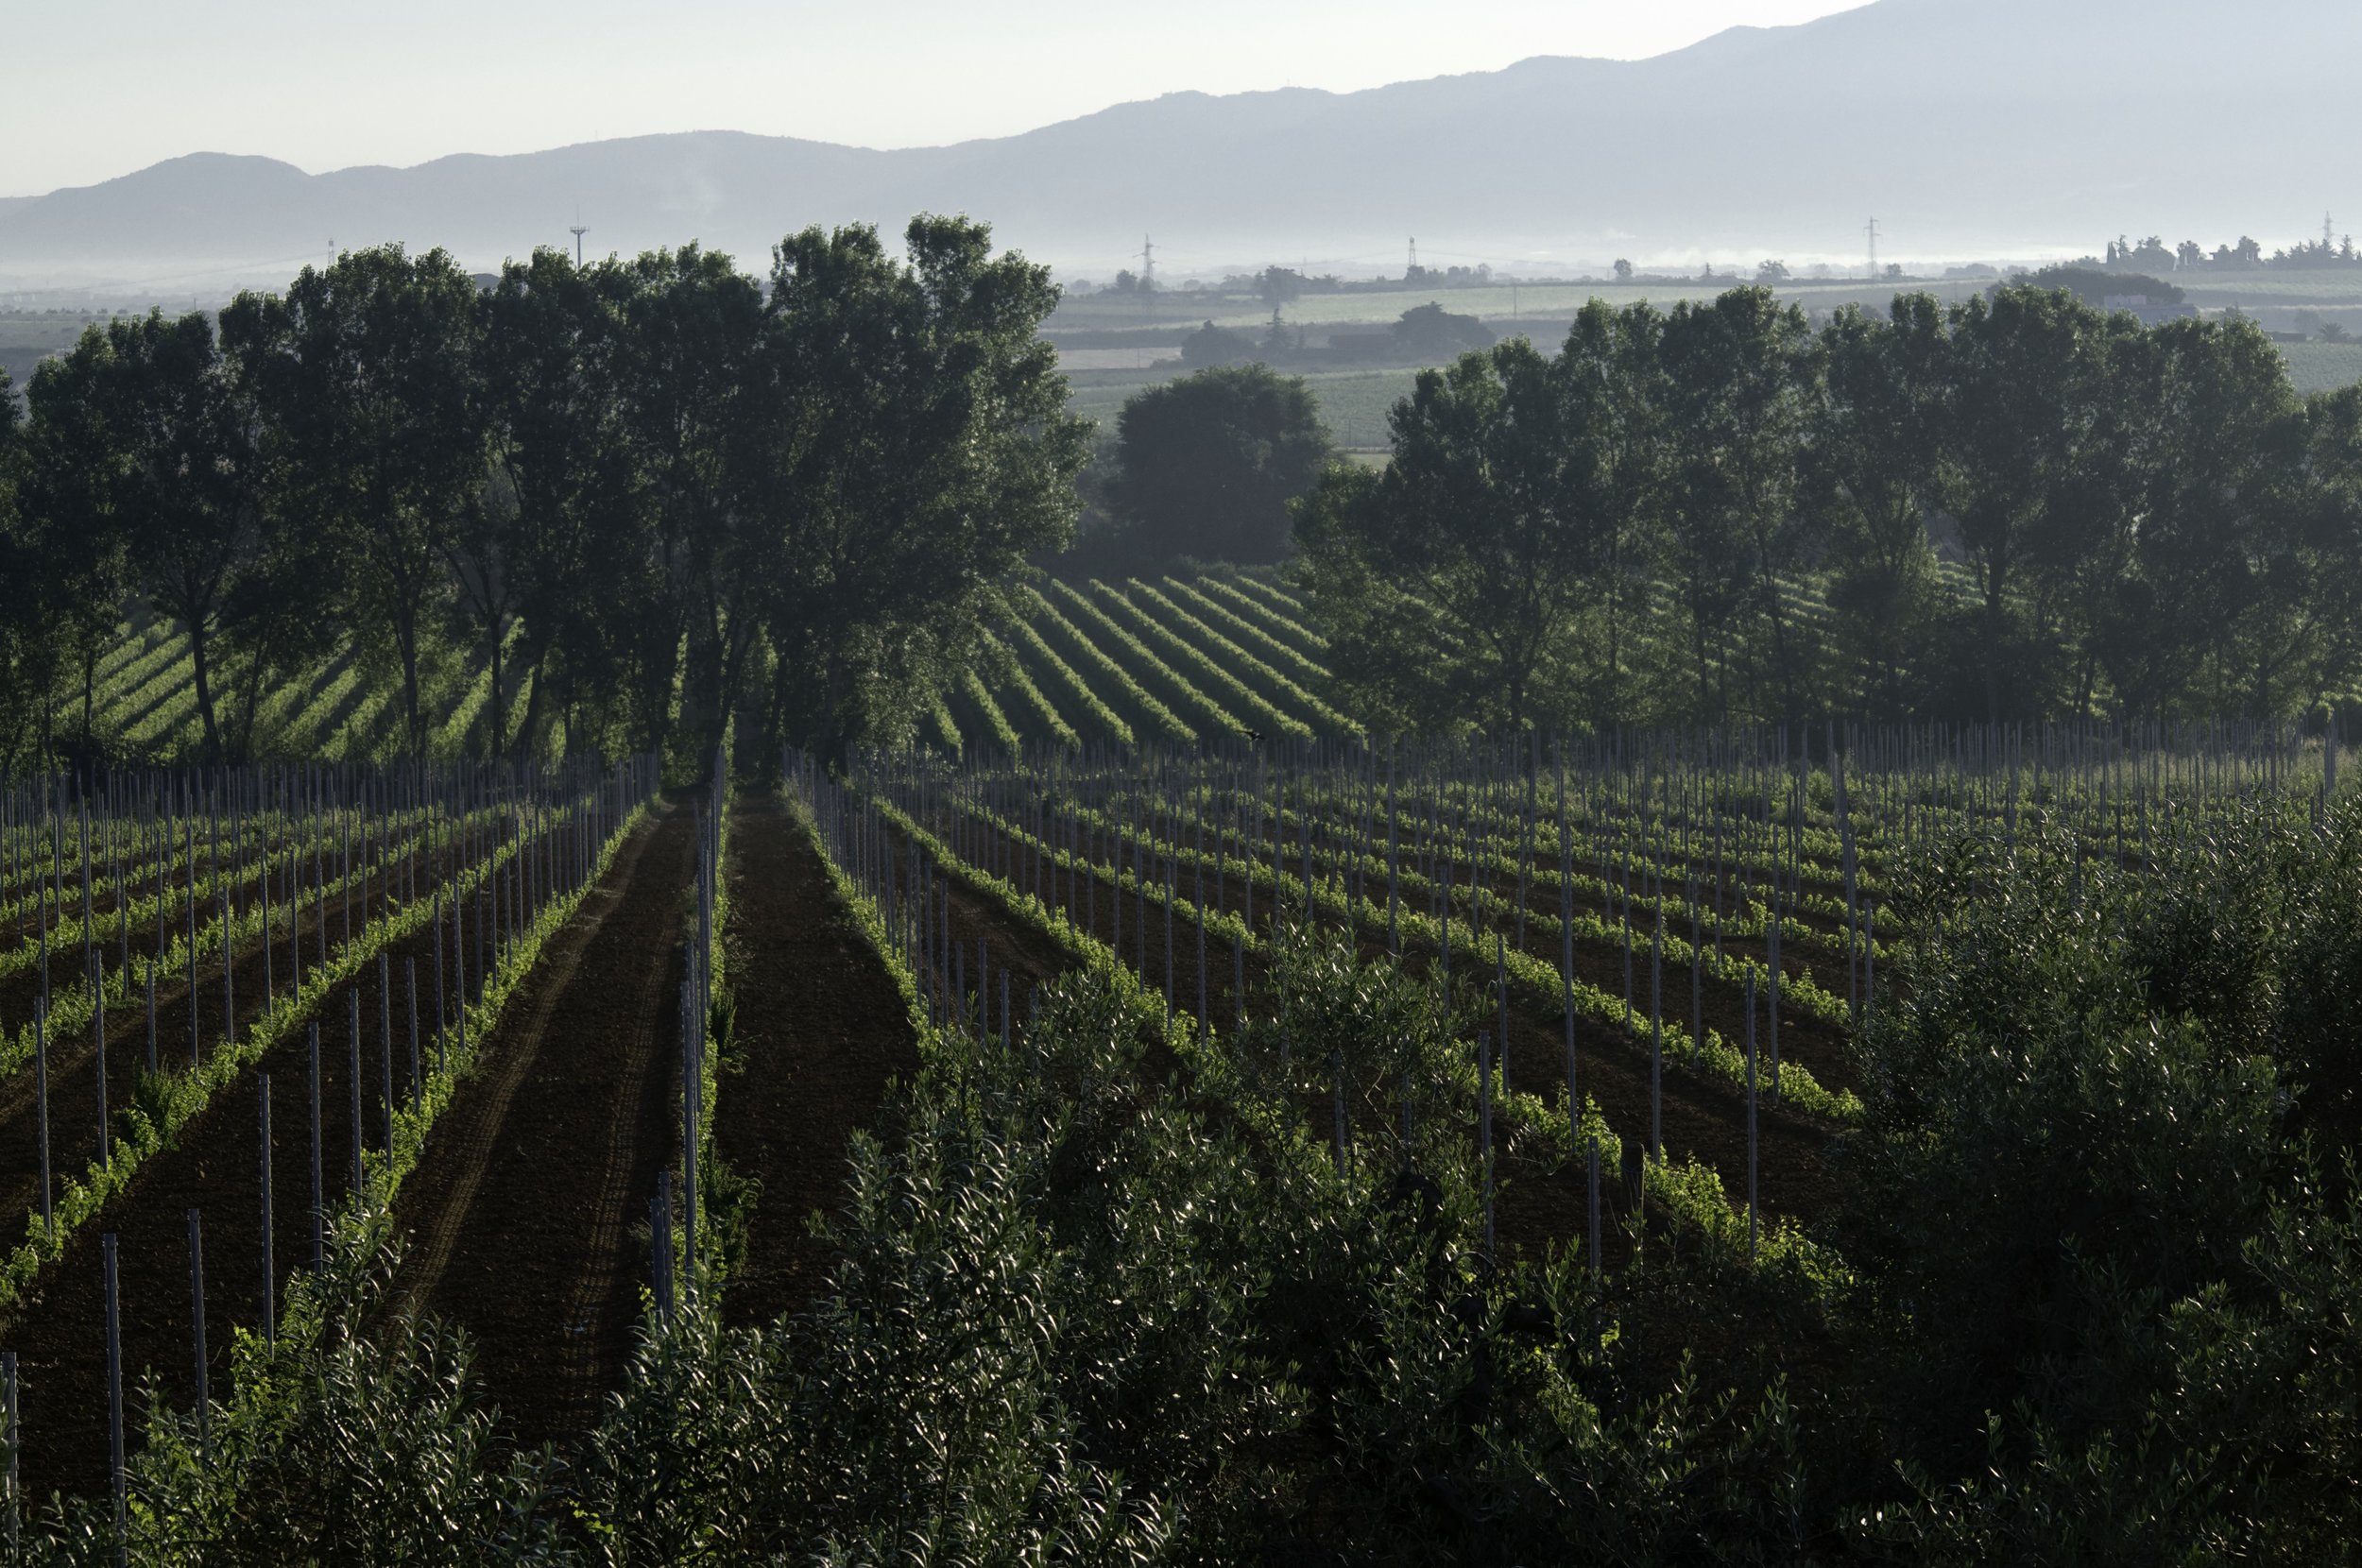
[0,217,1087,772]
[1298,285,2362,739]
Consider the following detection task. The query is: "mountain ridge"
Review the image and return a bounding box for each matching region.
[4,0,2356,290]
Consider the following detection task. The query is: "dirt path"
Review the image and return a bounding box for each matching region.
[389,802,692,1451]
[710,795,920,1329]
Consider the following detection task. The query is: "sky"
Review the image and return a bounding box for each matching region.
[7,0,1869,197]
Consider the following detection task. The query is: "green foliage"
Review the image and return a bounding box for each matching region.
[1104,364,1329,566]
[226,244,486,760]
[1659,288,1822,723]
[1296,307,1664,739]
[3,223,1081,775]
[2014,264,2185,307]
[758,217,1090,758]
[1807,298,1949,719]
[1391,301,1496,358]
[1839,800,2362,1553]
[1300,282,2362,738]
[1175,319,1259,367]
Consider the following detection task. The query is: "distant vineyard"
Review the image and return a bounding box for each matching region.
[945,572,1357,754]
[76,571,1344,763]
[68,564,2045,765]
[66,621,571,766]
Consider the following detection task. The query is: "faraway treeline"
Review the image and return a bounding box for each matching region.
[1297,287,2362,738]
[0,218,1088,773]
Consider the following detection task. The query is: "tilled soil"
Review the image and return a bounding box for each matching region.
[389,804,693,1450]
[710,796,921,1328]
[0,913,449,1502]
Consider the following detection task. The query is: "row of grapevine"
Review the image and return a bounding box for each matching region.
[0,751,659,1509]
[57,615,577,767]
[942,572,1341,755]
[843,716,2346,1172]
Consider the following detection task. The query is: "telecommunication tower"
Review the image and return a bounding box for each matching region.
[1866,216,1880,280]
[571,224,589,266]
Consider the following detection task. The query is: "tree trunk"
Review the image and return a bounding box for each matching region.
[190,620,222,767]
[486,624,507,760]
[395,601,425,760]
[79,646,96,752]
[235,659,268,765]
[513,642,548,767]
[1983,586,2008,726]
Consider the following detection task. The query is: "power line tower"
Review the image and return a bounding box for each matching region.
[1866,216,1880,281]
[1138,235,1155,292]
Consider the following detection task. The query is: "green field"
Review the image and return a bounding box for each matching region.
[1068,366,1416,450]
[2278,340,2362,395]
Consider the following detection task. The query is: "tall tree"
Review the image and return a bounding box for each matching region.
[17,332,134,759]
[1545,298,1669,729]
[64,310,268,763]
[476,250,659,762]
[755,215,1089,757]
[2114,318,2315,717]
[2296,383,2362,717]
[1296,325,1658,741]
[227,246,485,758]
[1105,365,1329,565]
[0,367,43,769]
[613,245,763,768]
[1658,287,1822,723]
[2036,312,2161,719]
[1940,285,2107,722]
[1807,297,1951,718]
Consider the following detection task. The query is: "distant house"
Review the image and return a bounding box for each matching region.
[2103,294,2199,327]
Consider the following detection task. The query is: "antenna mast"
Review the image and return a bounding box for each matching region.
[1139,235,1155,292]
[1866,216,1880,281]
[1408,236,1418,276]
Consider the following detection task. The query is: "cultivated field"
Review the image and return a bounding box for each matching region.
[0,706,2334,1539]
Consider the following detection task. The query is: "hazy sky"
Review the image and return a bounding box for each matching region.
[9,0,1868,196]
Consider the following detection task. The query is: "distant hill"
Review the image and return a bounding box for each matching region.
[4,0,2359,290]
